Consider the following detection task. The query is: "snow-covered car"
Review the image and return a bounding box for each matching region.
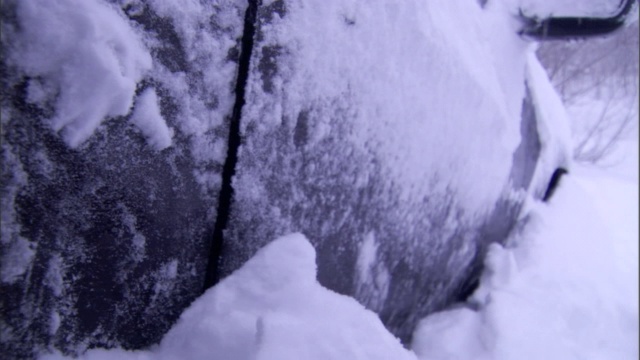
[1,0,634,357]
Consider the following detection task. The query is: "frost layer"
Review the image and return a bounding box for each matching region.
[224,0,533,342]
[1,0,246,355]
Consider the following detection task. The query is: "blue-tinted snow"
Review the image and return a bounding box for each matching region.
[223,0,533,341]
[1,0,246,355]
[42,234,418,360]
[6,0,152,148]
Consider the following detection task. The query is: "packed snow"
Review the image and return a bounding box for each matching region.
[41,234,416,360]
[42,163,638,359]
[414,167,638,360]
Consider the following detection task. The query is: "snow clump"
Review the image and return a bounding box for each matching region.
[7,0,155,148]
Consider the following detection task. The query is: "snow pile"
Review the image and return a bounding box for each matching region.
[226,0,534,319]
[42,234,416,360]
[412,170,639,360]
[6,0,153,148]
[40,168,638,360]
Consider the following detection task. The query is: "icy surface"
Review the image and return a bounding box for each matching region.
[42,234,417,360]
[6,0,152,148]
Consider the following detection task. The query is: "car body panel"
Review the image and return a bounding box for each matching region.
[1,0,245,355]
[222,0,540,343]
[0,0,575,356]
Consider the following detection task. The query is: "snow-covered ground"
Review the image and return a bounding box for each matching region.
[414,163,639,360]
[42,159,639,359]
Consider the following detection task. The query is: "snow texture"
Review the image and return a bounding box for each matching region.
[355,232,390,313]
[413,170,639,360]
[130,88,174,151]
[224,0,533,341]
[0,138,34,284]
[241,0,526,212]
[514,0,622,18]
[130,0,247,192]
[7,0,152,148]
[1,0,603,356]
[525,50,574,198]
[43,167,638,360]
[1,0,247,355]
[42,234,417,360]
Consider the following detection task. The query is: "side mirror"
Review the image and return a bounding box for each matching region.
[519,0,638,40]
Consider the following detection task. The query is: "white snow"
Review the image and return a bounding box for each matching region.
[240,0,529,217]
[147,259,180,308]
[525,50,574,197]
[412,167,639,360]
[0,234,35,284]
[45,254,64,298]
[356,233,379,282]
[49,312,61,336]
[41,166,638,360]
[17,0,636,358]
[7,0,152,148]
[118,203,147,264]
[130,88,174,151]
[355,232,390,313]
[41,234,416,360]
[135,0,247,192]
[39,158,638,360]
[0,143,34,284]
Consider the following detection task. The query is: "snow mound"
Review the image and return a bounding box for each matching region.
[42,233,415,360]
[8,0,152,148]
[412,172,639,360]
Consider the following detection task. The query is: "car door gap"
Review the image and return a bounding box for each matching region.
[203,0,260,291]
